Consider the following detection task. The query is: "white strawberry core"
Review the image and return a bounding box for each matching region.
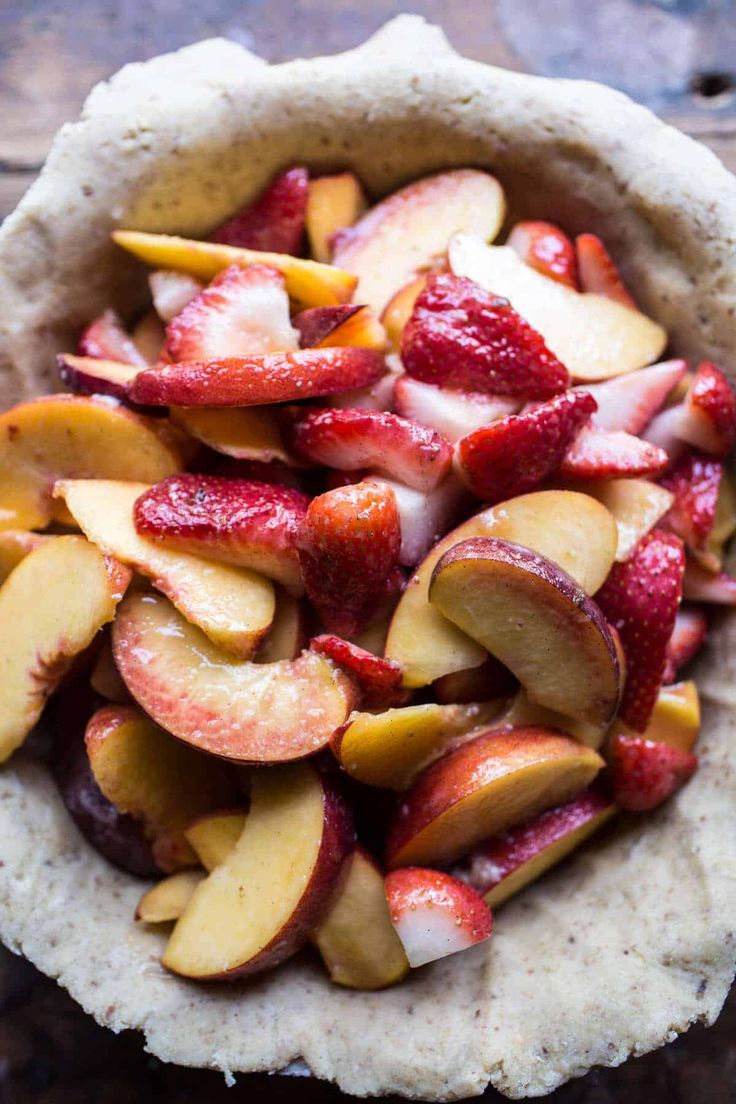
[205,282,298,357]
[393,907,474,968]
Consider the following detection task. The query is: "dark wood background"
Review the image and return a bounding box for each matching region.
[1,2,735,1101]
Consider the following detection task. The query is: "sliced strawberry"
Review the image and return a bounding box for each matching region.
[507,220,577,288]
[609,733,697,812]
[149,270,204,323]
[575,233,637,308]
[596,530,685,731]
[662,606,709,683]
[328,368,399,413]
[578,359,687,435]
[78,309,148,367]
[165,264,298,363]
[365,473,469,566]
[310,634,402,709]
[659,452,722,560]
[384,867,493,968]
[676,361,736,458]
[129,347,388,407]
[210,166,309,254]
[297,481,401,637]
[401,273,570,399]
[559,425,669,480]
[457,391,596,502]
[134,474,309,594]
[683,560,736,604]
[394,375,518,443]
[289,408,453,493]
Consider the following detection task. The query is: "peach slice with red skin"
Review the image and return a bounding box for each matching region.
[568,478,674,562]
[306,172,367,263]
[184,810,248,871]
[162,759,354,980]
[57,355,140,402]
[0,530,52,584]
[429,537,622,725]
[136,870,205,924]
[112,590,357,763]
[171,406,292,465]
[385,867,493,968]
[294,305,387,351]
[385,726,604,868]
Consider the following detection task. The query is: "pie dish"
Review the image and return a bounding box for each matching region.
[0,15,735,1100]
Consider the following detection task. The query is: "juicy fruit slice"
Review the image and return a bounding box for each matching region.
[56,480,275,659]
[133,474,309,594]
[434,656,518,705]
[663,607,708,682]
[132,311,166,364]
[394,376,518,443]
[457,392,596,502]
[596,530,685,731]
[448,236,666,381]
[112,230,357,307]
[366,473,467,567]
[580,359,686,434]
[612,681,700,753]
[574,233,636,308]
[294,305,386,351]
[559,425,668,480]
[660,453,722,567]
[162,760,354,979]
[112,591,356,763]
[402,273,570,399]
[0,395,185,531]
[257,590,309,663]
[310,635,402,709]
[0,530,52,584]
[333,169,505,313]
[0,536,130,763]
[385,490,618,687]
[677,361,736,457]
[609,734,697,812]
[298,482,401,637]
[57,355,140,401]
[385,868,492,968]
[332,701,503,790]
[149,270,203,322]
[306,172,367,263]
[184,810,247,870]
[381,277,427,351]
[130,348,387,408]
[165,264,298,362]
[78,309,147,366]
[90,632,130,703]
[290,408,453,493]
[497,688,608,750]
[171,406,291,464]
[312,847,409,990]
[683,562,736,604]
[574,479,674,562]
[454,785,615,908]
[507,221,577,288]
[385,726,604,868]
[430,537,622,725]
[136,871,205,924]
[210,166,309,254]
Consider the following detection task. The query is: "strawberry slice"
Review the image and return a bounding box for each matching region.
[596,530,685,731]
[394,375,518,443]
[683,560,736,604]
[676,361,736,458]
[129,347,388,407]
[165,264,298,362]
[659,452,722,561]
[78,309,148,368]
[289,408,453,493]
[310,634,403,709]
[609,733,697,812]
[559,425,669,480]
[456,391,596,502]
[134,474,310,594]
[209,166,309,254]
[297,481,401,637]
[384,867,493,968]
[149,270,203,323]
[578,359,686,435]
[662,606,709,683]
[507,220,577,288]
[575,233,637,308]
[401,273,570,399]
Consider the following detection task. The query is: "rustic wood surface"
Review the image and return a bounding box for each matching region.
[1,1,735,1101]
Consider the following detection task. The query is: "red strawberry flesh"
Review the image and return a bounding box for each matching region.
[310,634,402,708]
[575,233,636,308]
[78,309,148,368]
[210,166,309,254]
[560,425,669,480]
[293,305,363,348]
[680,361,736,458]
[507,221,578,288]
[662,606,708,683]
[659,452,722,554]
[610,734,697,812]
[384,866,493,968]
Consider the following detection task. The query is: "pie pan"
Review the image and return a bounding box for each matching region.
[0,15,734,1100]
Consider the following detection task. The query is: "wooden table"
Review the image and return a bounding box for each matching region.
[1,2,735,1101]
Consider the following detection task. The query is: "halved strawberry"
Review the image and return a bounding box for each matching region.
[683,561,736,604]
[165,264,298,362]
[310,634,403,709]
[297,481,401,637]
[676,361,736,458]
[507,221,577,288]
[149,270,203,323]
[559,425,669,480]
[365,473,469,567]
[575,233,637,308]
[210,166,309,254]
[578,359,687,435]
[659,452,722,563]
[662,606,709,683]
[384,867,493,968]
[456,391,596,503]
[401,273,570,399]
[596,530,685,731]
[609,733,697,812]
[78,309,148,367]
[394,375,518,443]
[289,408,453,493]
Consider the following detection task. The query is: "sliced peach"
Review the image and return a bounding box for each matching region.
[333,170,505,313]
[0,536,131,763]
[611,681,700,752]
[55,480,275,659]
[496,688,607,750]
[705,467,736,569]
[0,530,53,584]
[385,726,604,868]
[332,701,504,790]
[312,847,409,989]
[384,490,618,687]
[256,590,309,663]
[381,276,428,351]
[312,306,387,351]
[89,631,130,703]
[132,309,166,363]
[184,809,247,871]
[0,395,185,531]
[170,406,291,464]
[571,478,674,562]
[136,870,205,924]
[112,230,357,308]
[448,236,667,381]
[162,760,354,979]
[112,590,357,763]
[306,172,367,262]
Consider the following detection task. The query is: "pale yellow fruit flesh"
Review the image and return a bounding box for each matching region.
[56,479,274,659]
[611,681,700,752]
[306,173,367,263]
[497,689,608,750]
[136,870,205,924]
[0,531,53,584]
[256,590,304,663]
[171,407,290,464]
[572,479,674,562]
[185,812,247,871]
[385,490,618,687]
